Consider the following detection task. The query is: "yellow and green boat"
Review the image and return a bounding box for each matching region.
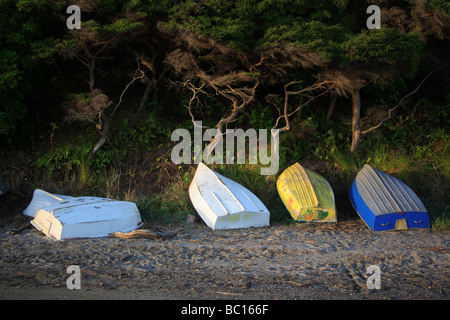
[277,163,336,223]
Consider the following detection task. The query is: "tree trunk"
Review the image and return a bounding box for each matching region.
[137,79,154,114]
[326,92,337,123]
[89,62,95,93]
[93,113,110,154]
[350,89,361,154]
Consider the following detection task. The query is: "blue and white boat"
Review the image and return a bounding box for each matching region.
[349,164,430,231]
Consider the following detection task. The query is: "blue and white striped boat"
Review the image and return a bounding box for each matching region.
[349,164,430,231]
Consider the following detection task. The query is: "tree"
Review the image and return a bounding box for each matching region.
[56,2,145,153]
[163,28,261,154]
[257,3,426,153]
[2,0,448,162]
[162,0,345,157]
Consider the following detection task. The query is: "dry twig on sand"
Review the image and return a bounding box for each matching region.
[110,228,184,240]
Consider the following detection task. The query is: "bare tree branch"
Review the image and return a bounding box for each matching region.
[92,59,146,154]
[269,80,335,133]
[110,67,145,117]
[361,68,440,135]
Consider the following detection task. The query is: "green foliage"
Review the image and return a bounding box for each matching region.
[140,176,194,222]
[165,0,354,50]
[261,20,348,58]
[340,29,423,71]
[36,144,111,179]
[117,111,174,152]
[166,0,256,49]
[0,0,436,146]
[100,19,144,34]
[0,0,61,143]
[427,0,450,14]
[246,103,274,130]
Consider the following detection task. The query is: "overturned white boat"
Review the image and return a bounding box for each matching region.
[31,197,143,240]
[189,163,270,230]
[23,189,73,217]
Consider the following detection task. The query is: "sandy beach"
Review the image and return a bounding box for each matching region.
[0,216,448,300]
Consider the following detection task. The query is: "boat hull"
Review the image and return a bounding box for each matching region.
[189,163,270,230]
[277,163,336,223]
[31,197,143,240]
[349,165,430,231]
[23,189,73,217]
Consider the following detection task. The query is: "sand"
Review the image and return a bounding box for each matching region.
[0,219,448,300]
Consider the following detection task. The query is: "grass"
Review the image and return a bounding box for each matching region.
[138,172,195,223]
[432,210,450,231]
